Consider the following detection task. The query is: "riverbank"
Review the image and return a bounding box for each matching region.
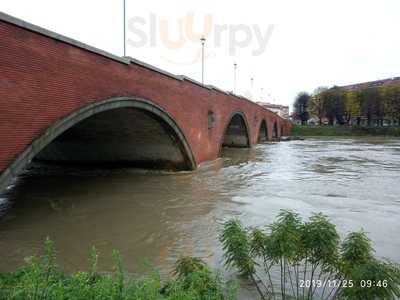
[3,212,400,300]
[292,125,400,137]
[0,240,236,300]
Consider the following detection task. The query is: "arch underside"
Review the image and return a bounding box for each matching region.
[222,113,250,148]
[272,122,279,140]
[36,108,189,170]
[0,97,196,192]
[258,120,268,143]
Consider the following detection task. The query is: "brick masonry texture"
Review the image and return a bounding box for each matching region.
[0,16,292,179]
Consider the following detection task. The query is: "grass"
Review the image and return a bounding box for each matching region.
[292,125,400,137]
[0,239,236,300]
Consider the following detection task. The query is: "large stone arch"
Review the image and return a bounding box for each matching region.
[272,121,279,140]
[0,96,196,192]
[220,111,250,152]
[257,119,269,143]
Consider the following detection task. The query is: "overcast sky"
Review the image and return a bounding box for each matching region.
[2,0,400,109]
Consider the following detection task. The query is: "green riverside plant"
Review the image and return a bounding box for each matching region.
[0,239,236,300]
[2,211,400,299]
[220,210,400,300]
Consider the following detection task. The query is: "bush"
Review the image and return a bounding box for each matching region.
[0,239,236,300]
[2,211,399,300]
[292,125,400,137]
[220,210,400,300]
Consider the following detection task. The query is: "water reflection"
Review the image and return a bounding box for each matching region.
[0,137,399,278]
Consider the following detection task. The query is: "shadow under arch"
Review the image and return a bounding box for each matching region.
[219,111,250,154]
[272,121,279,140]
[257,119,269,143]
[0,96,197,193]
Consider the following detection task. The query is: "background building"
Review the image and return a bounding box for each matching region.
[257,102,290,119]
[341,77,400,91]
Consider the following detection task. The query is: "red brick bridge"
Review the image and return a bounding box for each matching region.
[0,12,292,193]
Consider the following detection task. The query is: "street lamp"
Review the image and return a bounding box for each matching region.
[233,63,237,94]
[123,0,126,56]
[200,36,206,84]
[250,77,254,100]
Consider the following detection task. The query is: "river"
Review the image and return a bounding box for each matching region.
[0,137,399,280]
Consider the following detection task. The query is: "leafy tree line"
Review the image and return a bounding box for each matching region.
[293,83,400,126]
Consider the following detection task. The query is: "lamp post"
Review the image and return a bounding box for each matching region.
[250,77,254,100]
[233,63,237,94]
[200,37,206,84]
[123,0,126,56]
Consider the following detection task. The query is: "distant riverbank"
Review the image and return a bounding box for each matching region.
[292,125,400,137]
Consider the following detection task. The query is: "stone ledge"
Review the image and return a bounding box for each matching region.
[0,11,285,121]
[179,75,212,90]
[124,56,182,81]
[0,11,130,65]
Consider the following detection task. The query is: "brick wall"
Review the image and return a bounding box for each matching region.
[0,18,292,178]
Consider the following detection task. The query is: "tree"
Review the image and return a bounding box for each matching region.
[360,87,383,126]
[376,87,386,126]
[309,87,328,125]
[382,83,400,125]
[343,90,361,125]
[220,210,400,300]
[323,86,345,125]
[293,92,310,125]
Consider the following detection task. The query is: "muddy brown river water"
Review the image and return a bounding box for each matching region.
[0,137,399,280]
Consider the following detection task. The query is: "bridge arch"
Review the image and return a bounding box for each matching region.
[0,96,196,191]
[272,121,279,140]
[220,111,250,151]
[257,120,269,143]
